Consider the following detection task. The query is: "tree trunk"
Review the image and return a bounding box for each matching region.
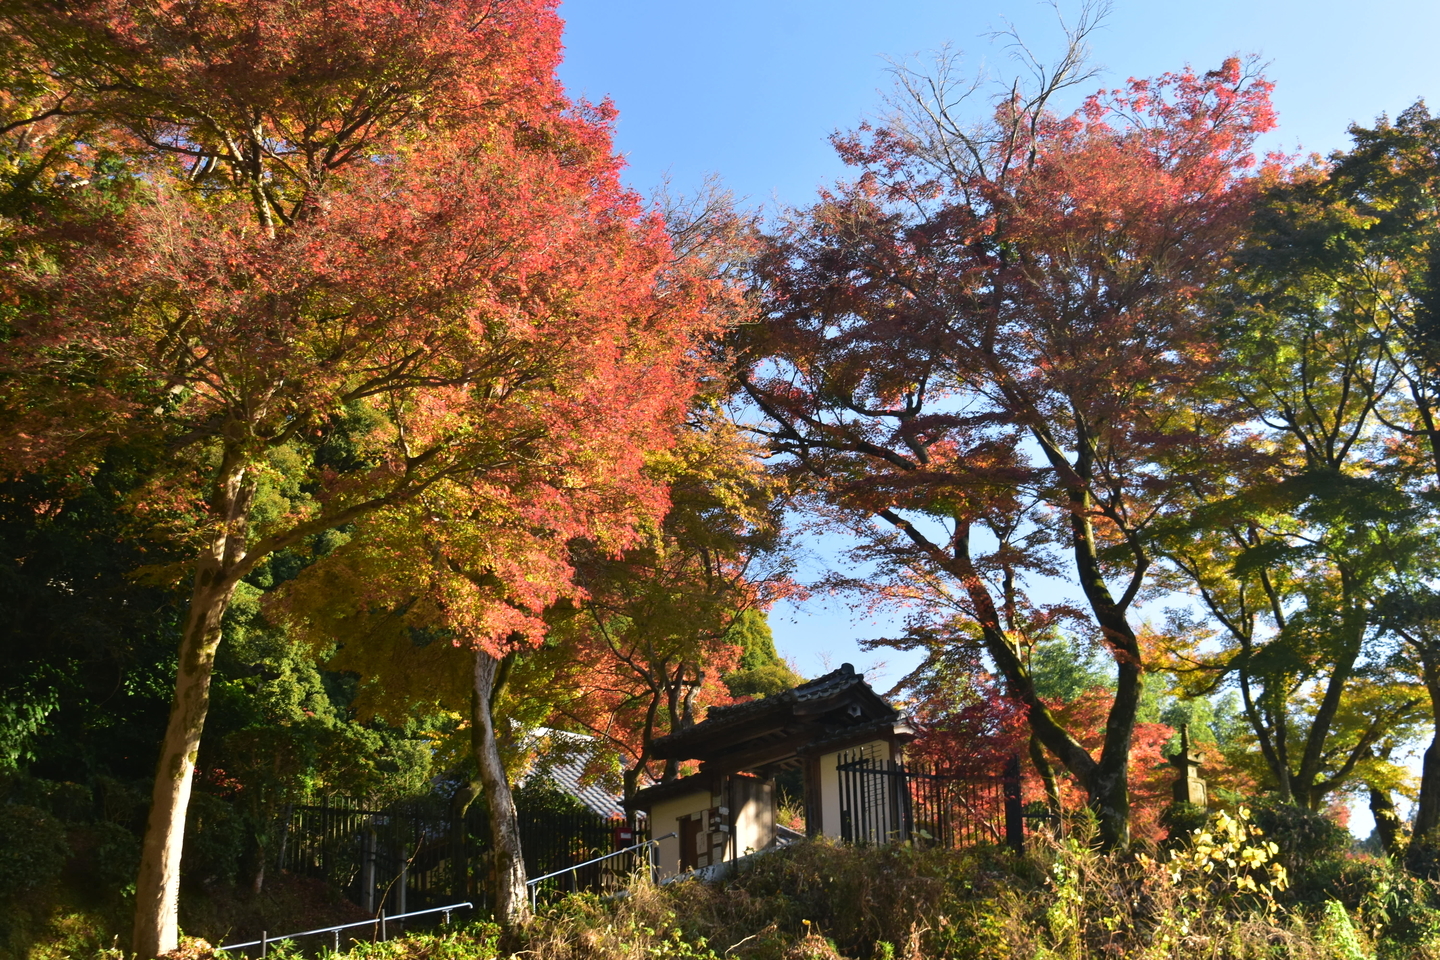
[1029,733,1062,821]
[1408,645,1440,872]
[250,843,266,896]
[1029,420,1143,850]
[450,779,483,903]
[131,570,239,957]
[452,779,484,818]
[133,455,253,958]
[623,763,644,803]
[1291,587,1364,808]
[1369,786,1405,860]
[625,692,661,801]
[1411,739,1440,873]
[661,668,685,782]
[874,503,1135,846]
[886,513,1105,838]
[248,802,271,896]
[1069,550,1140,848]
[1029,733,1064,837]
[472,647,530,930]
[1085,750,1132,849]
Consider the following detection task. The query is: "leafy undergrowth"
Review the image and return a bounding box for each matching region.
[2,873,373,960]
[180,874,374,951]
[34,828,1440,960]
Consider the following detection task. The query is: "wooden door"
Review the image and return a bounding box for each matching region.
[679,815,702,872]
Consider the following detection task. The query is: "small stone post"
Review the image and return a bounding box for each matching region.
[1168,724,1207,807]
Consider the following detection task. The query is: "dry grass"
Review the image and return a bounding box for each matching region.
[514,833,1366,960]
[38,835,1440,959]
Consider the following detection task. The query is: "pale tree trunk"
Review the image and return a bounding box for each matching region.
[131,578,235,955]
[472,648,530,929]
[132,459,252,958]
[250,857,266,896]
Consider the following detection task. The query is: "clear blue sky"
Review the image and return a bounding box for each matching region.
[556,0,1440,688]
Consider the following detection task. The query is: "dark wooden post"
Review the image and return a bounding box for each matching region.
[1004,753,1024,852]
[802,754,822,839]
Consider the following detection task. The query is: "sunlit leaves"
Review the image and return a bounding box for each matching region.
[743,49,1277,842]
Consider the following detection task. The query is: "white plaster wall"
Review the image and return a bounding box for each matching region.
[649,791,711,880]
[816,740,888,839]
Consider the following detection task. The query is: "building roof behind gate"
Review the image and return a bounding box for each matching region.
[646,663,913,775]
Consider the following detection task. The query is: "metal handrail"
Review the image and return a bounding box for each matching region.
[218,901,473,955]
[525,832,676,908]
[218,834,676,950]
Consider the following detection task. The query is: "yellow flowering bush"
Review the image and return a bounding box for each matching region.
[1141,807,1288,911]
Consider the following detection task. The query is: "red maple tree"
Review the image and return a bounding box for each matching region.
[1,0,718,944]
[740,52,1277,847]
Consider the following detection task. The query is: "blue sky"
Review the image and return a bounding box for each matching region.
[556,0,1440,690]
[559,0,1440,223]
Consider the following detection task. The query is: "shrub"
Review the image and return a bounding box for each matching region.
[87,820,142,892]
[1318,899,1371,960]
[0,804,69,901]
[24,831,1435,959]
[1249,801,1351,902]
[1159,802,1209,848]
[1154,806,1289,908]
[182,792,245,889]
[1355,862,1440,959]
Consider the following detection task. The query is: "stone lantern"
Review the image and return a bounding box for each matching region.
[1168,724,1207,806]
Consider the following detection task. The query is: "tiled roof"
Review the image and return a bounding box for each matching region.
[522,729,626,821]
[540,754,627,821]
[700,662,869,723]
[651,663,885,755]
[627,666,914,812]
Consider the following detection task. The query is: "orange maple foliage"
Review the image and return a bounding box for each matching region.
[743,56,1278,846]
[906,677,1176,843]
[536,419,796,798]
[0,0,724,948]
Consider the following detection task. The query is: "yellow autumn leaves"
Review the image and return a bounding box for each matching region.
[1139,807,1289,902]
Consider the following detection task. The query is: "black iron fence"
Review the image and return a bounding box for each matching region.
[276,785,641,917]
[836,753,1024,851]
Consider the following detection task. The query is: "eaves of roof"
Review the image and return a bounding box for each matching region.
[796,718,917,757]
[623,771,715,811]
[649,663,895,759]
